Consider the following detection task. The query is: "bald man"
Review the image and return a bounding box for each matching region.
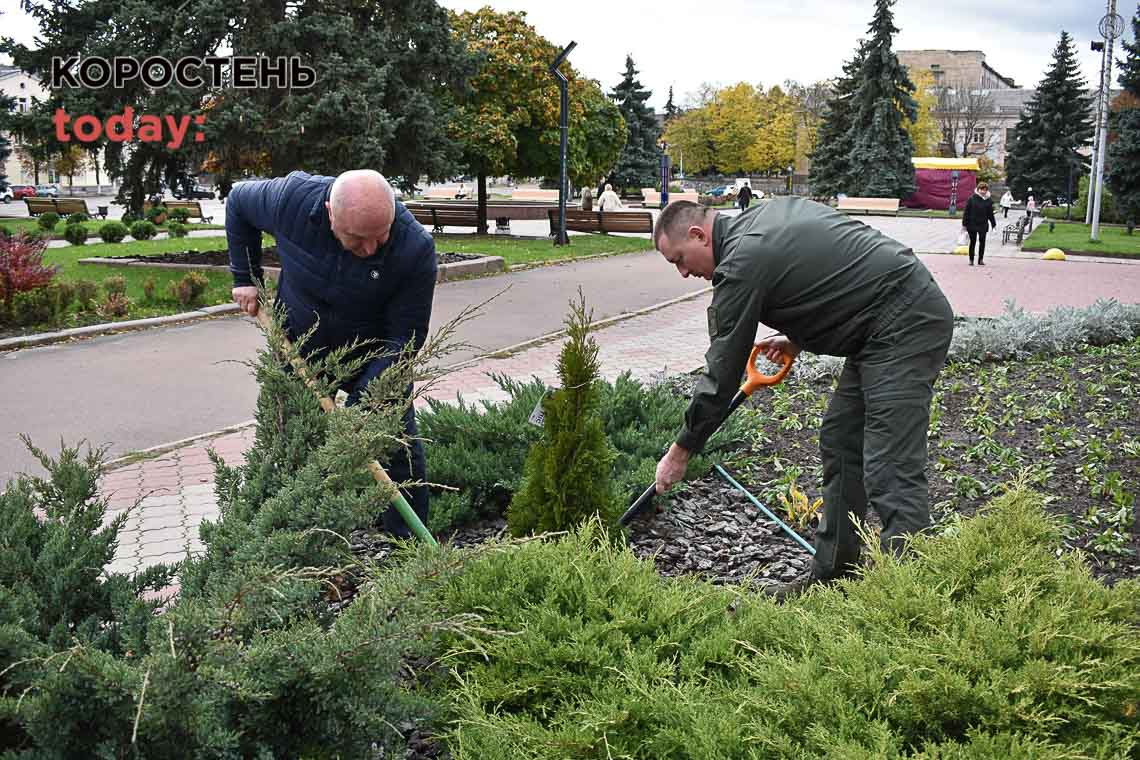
[226,170,437,537]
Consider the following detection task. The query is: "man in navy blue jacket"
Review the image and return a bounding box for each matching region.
[227,169,437,536]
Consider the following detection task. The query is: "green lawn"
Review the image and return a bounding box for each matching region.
[1022,221,1140,256]
[0,236,247,339]
[0,216,223,239]
[434,232,654,265]
[3,230,652,337]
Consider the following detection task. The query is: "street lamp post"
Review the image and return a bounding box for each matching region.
[659,140,671,208]
[549,40,577,247]
[949,170,960,216]
[1092,2,1124,241]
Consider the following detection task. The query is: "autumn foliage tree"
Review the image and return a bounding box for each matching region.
[662,82,804,176]
[449,8,624,231]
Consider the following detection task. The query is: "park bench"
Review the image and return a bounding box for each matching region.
[836,197,900,216]
[55,198,106,218]
[143,200,213,223]
[24,197,107,219]
[1002,214,1032,246]
[410,205,481,233]
[423,186,463,200]
[547,209,654,235]
[511,188,560,202]
[24,198,59,216]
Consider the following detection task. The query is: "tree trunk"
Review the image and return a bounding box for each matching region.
[477,173,488,235]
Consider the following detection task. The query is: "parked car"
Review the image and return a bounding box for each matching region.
[9,184,36,201]
[0,186,11,203]
[173,183,216,200]
[35,184,60,198]
[706,185,736,198]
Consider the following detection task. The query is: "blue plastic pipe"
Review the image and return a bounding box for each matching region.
[714,465,816,556]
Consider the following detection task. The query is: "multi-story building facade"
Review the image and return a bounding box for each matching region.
[898,50,1100,170]
[1,64,109,192]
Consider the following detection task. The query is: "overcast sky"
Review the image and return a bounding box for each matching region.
[0,0,1117,108]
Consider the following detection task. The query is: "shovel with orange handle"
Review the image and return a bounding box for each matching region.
[254,307,438,547]
[618,344,795,527]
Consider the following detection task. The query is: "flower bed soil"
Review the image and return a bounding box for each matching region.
[105,246,482,266]
[346,341,1140,601]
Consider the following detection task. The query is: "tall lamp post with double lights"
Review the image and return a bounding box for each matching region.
[549,40,577,246]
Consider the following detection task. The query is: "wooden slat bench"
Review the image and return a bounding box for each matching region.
[511,188,560,202]
[143,200,213,223]
[410,206,481,233]
[1002,214,1032,246]
[24,198,57,216]
[836,197,900,216]
[25,197,109,219]
[547,209,654,235]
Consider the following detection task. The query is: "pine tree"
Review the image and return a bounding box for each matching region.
[810,46,865,197]
[1108,7,1140,222]
[848,0,917,198]
[507,291,620,536]
[664,85,680,123]
[1005,31,1094,201]
[609,55,660,191]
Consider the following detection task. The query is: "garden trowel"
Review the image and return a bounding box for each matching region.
[618,344,794,527]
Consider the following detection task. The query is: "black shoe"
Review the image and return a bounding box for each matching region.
[969,260,974,266]
[761,573,821,602]
[978,261,985,266]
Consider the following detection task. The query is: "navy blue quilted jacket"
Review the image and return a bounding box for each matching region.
[226,171,437,401]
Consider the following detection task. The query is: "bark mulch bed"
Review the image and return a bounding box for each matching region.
[348,340,1139,599]
[107,246,482,266]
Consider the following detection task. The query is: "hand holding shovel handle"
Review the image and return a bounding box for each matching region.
[618,345,794,527]
[255,308,438,546]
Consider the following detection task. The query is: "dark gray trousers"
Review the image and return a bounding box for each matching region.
[812,272,954,580]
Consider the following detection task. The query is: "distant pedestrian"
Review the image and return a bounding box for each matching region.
[1000,190,1013,218]
[598,183,623,212]
[1026,188,1037,221]
[581,185,593,212]
[962,181,997,266]
[737,183,753,210]
[455,182,467,200]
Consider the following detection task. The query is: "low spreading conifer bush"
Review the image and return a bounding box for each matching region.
[420,371,749,533]
[430,487,1140,758]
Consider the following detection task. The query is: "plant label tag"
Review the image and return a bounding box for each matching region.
[528,393,547,427]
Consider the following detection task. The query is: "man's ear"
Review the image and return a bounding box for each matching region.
[688,224,706,243]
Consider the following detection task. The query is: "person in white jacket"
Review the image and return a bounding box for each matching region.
[597,183,623,212]
[1000,190,1014,218]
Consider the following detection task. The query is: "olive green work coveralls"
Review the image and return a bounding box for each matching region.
[676,198,954,580]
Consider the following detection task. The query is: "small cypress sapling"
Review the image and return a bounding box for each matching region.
[507,290,621,536]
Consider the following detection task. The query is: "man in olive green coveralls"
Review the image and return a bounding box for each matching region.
[653,199,954,595]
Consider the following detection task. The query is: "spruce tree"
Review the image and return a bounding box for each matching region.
[810,46,865,198]
[665,85,680,123]
[507,291,620,536]
[1005,31,1094,201]
[609,55,660,191]
[1108,7,1140,222]
[848,0,917,198]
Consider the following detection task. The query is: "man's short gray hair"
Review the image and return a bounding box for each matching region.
[653,200,711,247]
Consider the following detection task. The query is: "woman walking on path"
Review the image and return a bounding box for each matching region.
[962,181,997,266]
[1000,189,1013,218]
